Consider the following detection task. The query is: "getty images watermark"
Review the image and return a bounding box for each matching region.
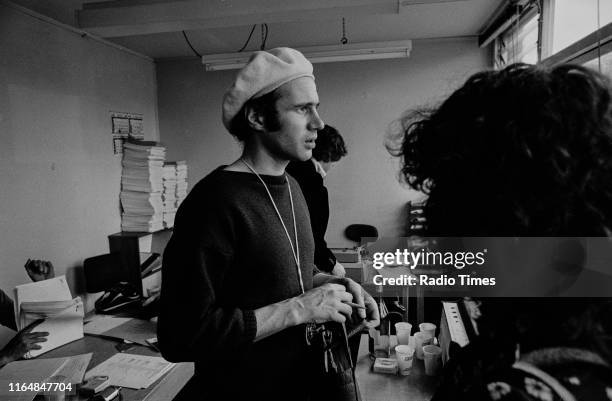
[371,247,494,287]
[361,237,612,297]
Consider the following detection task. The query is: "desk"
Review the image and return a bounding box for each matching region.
[41,335,194,401]
[355,334,439,401]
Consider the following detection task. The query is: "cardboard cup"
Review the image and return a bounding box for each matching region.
[394,345,415,376]
[395,322,412,345]
[423,344,442,376]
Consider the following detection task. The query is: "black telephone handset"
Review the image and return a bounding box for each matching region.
[94,282,141,313]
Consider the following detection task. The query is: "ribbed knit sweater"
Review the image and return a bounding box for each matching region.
[158,167,316,400]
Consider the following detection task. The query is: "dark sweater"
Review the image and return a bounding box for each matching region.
[158,167,316,400]
[286,160,337,273]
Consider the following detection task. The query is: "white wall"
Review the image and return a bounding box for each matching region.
[0,4,159,307]
[157,38,489,247]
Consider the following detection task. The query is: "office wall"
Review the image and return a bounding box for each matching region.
[0,5,159,305]
[157,38,489,247]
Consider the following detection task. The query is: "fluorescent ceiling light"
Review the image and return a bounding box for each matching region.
[201,40,412,71]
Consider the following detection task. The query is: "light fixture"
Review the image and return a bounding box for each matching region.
[201,40,412,71]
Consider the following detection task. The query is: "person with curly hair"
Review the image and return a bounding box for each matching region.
[392,63,612,237]
[389,63,612,401]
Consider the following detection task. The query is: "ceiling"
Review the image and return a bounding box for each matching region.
[10,0,505,59]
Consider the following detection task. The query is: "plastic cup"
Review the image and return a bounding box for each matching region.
[374,334,390,357]
[414,331,434,360]
[419,322,436,338]
[389,335,398,349]
[394,345,415,376]
[395,322,412,345]
[408,335,416,349]
[423,344,442,376]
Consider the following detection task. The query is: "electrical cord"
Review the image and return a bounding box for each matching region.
[260,23,269,50]
[182,31,201,58]
[238,24,257,52]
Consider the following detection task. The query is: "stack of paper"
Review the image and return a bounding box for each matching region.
[174,160,188,208]
[0,354,92,401]
[14,276,84,358]
[85,353,174,389]
[121,141,167,232]
[161,162,178,228]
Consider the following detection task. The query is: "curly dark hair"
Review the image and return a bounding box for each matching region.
[389,63,612,236]
[313,124,347,162]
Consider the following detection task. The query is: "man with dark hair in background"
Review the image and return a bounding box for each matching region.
[159,48,378,401]
[287,124,347,276]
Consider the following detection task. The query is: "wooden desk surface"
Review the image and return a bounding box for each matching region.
[355,334,439,401]
[41,335,193,401]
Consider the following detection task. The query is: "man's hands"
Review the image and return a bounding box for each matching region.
[330,261,346,277]
[254,277,380,341]
[292,275,380,328]
[25,259,55,283]
[0,319,48,367]
[292,283,354,324]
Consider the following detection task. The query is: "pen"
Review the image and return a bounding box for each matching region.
[344,301,366,310]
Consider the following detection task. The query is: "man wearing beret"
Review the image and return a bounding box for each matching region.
[158,48,379,400]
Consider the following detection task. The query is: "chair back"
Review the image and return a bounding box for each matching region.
[344,224,379,245]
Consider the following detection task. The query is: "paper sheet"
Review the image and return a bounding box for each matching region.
[53,353,92,384]
[0,353,91,401]
[84,316,132,335]
[102,319,156,346]
[85,317,156,346]
[13,276,72,322]
[22,299,84,358]
[85,353,174,389]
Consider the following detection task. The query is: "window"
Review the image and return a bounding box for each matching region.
[583,49,612,76]
[551,0,612,54]
[539,0,612,78]
[481,0,612,75]
[494,10,539,69]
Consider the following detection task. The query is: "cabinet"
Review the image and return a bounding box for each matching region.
[107,229,172,296]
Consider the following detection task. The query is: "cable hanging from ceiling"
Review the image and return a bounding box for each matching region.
[237,23,268,52]
[341,17,348,44]
[260,23,269,50]
[182,30,202,58]
[238,24,257,52]
[182,22,269,58]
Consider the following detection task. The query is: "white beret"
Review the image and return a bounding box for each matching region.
[222,47,314,130]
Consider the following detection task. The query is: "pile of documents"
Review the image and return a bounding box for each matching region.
[161,162,177,228]
[120,141,167,232]
[160,160,188,228]
[85,353,174,389]
[14,276,84,358]
[175,160,188,207]
[0,354,92,401]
